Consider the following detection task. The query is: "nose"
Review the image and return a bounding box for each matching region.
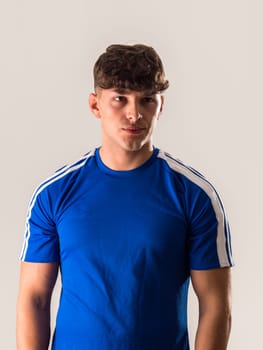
[126,102,142,123]
[126,112,143,123]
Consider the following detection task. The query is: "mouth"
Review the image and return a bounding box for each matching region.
[122,127,146,135]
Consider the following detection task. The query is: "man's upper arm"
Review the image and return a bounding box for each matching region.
[190,267,232,309]
[18,261,59,304]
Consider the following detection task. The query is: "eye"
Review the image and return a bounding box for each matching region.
[114,96,126,102]
[142,96,156,104]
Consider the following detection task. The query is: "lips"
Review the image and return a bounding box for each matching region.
[122,124,146,130]
[124,127,144,131]
[122,126,146,134]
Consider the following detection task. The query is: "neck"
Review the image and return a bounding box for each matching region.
[99,146,154,171]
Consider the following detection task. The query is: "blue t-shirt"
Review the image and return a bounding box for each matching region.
[20,148,233,350]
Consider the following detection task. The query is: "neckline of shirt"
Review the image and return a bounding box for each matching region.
[95,147,159,177]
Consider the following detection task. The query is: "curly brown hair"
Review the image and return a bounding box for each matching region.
[93,44,169,93]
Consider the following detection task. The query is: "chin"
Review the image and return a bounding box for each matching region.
[123,141,149,153]
[124,145,143,152]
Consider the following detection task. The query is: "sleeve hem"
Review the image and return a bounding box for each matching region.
[190,262,235,270]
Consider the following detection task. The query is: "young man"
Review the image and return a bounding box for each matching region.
[17,44,233,349]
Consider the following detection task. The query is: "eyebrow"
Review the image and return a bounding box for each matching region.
[112,88,130,94]
[112,88,157,96]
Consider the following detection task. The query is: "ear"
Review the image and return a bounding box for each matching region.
[157,95,164,120]
[89,93,101,119]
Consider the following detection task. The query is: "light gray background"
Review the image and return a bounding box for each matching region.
[1,0,262,349]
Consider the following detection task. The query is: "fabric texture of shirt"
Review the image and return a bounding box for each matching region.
[20,148,233,350]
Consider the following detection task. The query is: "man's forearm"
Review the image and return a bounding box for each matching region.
[16,297,51,350]
[194,308,231,350]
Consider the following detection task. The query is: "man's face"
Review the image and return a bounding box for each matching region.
[89,88,164,155]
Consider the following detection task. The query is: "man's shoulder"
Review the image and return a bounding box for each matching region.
[156,149,202,179]
[156,149,216,196]
[32,149,96,199]
[53,149,96,177]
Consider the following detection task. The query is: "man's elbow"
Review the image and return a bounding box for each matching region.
[31,293,52,311]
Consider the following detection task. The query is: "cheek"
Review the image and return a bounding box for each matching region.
[100,115,118,136]
[151,118,158,130]
[146,114,158,127]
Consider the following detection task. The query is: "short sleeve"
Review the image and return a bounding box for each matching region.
[20,187,60,263]
[187,186,233,270]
